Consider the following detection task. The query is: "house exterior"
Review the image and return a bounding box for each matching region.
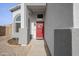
[10,3,79,56]
[10,3,46,45]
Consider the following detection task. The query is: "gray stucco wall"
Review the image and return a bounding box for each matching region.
[45,3,73,55]
[54,29,72,56]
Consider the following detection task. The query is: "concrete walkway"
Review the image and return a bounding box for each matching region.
[27,39,47,56]
[0,36,47,56]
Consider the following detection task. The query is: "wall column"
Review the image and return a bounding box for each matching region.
[72,3,79,56]
[19,3,28,46]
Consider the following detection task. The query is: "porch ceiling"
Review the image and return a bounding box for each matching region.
[27,6,46,13]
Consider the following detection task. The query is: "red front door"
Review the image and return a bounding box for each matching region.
[36,21,44,39]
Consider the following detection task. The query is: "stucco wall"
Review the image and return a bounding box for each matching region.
[72,3,79,56]
[45,3,73,55]
[12,9,21,38]
[73,3,79,28]
[54,29,72,56]
[72,28,79,56]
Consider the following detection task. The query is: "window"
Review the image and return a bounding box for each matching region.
[14,14,21,32]
[15,15,21,21]
[37,14,43,18]
[16,23,20,32]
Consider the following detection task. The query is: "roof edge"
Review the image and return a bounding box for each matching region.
[9,4,21,12]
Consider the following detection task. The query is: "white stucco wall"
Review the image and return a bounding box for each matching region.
[19,3,29,45]
[11,3,29,45]
[72,3,79,56]
[30,14,36,39]
[45,3,73,55]
[12,9,21,38]
[73,3,79,28]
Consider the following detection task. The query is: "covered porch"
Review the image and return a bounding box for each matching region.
[10,3,46,46]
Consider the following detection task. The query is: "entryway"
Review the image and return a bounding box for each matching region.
[30,14,44,40]
[27,5,46,40]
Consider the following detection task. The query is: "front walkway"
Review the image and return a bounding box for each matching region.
[27,39,46,56]
[0,36,47,56]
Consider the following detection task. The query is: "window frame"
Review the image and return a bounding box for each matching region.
[14,14,21,32]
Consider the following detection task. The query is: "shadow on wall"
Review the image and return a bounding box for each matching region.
[0,26,6,36]
[44,39,51,56]
[44,29,72,56]
[54,29,72,56]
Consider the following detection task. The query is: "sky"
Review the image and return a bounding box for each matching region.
[0,3,17,26]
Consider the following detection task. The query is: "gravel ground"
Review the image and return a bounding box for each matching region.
[0,36,16,56]
[0,36,30,56]
[0,36,46,56]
